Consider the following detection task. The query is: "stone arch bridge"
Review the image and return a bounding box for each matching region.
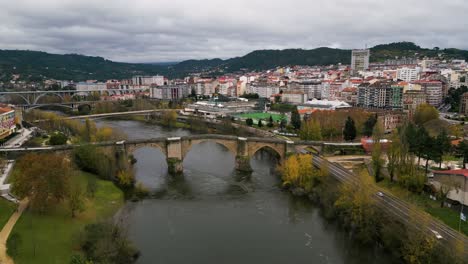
[0,134,327,174]
[124,134,318,173]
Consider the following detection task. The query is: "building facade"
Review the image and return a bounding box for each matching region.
[149,85,189,100]
[351,49,370,74]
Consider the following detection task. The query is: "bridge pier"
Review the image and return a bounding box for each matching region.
[167,158,183,175]
[235,155,252,173]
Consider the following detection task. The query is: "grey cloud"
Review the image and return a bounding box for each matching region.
[0,0,467,62]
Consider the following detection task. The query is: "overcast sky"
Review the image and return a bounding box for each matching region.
[1,0,467,63]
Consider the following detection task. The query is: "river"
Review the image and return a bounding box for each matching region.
[97,119,392,264]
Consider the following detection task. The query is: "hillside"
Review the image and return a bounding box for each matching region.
[1,42,468,82]
[0,50,166,82]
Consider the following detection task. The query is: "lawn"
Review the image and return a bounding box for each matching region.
[378,179,468,236]
[0,198,17,230]
[234,112,287,123]
[10,171,124,264]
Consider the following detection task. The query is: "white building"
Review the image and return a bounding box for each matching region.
[282,91,308,104]
[351,49,370,74]
[76,82,107,93]
[397,67,421,82]
[248,85,281,98]
[132,75,165,86]
[149,85,189,100]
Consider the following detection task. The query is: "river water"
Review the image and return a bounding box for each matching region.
[97,120,391,264]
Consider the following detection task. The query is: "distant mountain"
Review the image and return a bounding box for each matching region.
[0,50,166,82]
[1,42,468,82]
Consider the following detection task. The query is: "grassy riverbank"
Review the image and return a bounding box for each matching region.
[0,199,16,230]
[9,171,124,264]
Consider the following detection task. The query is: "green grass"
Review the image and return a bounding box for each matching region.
[378,179,468,236]
[234,112,286,123]
[0,198,17,230]
[10,171,124,264]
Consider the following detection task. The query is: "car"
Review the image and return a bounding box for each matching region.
[431,230,443,239]
[377,191,384,197]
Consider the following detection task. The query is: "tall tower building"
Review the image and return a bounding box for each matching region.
[351,49,370,75]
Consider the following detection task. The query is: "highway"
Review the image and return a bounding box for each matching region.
[312,155,468,257]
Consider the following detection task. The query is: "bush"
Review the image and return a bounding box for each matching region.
[246,118,253,126]
[7,233,22,257]
[49,131,68,145]
[80,222,139,264]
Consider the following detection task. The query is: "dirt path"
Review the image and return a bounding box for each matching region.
[0,199,28,264]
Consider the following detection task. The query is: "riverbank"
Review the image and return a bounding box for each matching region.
[8,171,124,264]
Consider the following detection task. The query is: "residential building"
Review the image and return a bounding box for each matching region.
[403,90,427,118]
[132,75,165,86]
[460,92,468,115]
[281,91,308,104]
[357,80,393,108]
[0,105,16,140]
[351,49,370,75]
[397,67,421,82]
[248,85,281,98]
[76,81,107,94]
[414,80,443,107]
[432,170,468,206]
[339,87,358,106]
[149,85,189,100]
[391,85,404,109]
[289,80,322,99]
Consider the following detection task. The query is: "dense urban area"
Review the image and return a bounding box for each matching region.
[0,42,468,264]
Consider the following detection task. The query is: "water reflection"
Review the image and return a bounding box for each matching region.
[95,119,392,264]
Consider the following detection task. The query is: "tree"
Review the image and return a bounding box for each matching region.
[413,103,439,125]
[11,153,71,212]
[435,177,461,208]
[402,213,437,264]
[299,119,322,141]
[267,115,274,127]
[434,130,451,168]
[82,118,97,142]
[279,118,287,131]
[258,119,263,127]
[335,170,380,244]
[49,131,68,145]
[246,118,253,126]
[414,126,430,165]
[363,114,378,137]
[68,180,86,218]
[80,222,139,264]
[371,122,384,182]
[343,116,357,141]
[456,140,468,169]
[387,132,401,182]
[291,107,301,130]
[161,110,177,127]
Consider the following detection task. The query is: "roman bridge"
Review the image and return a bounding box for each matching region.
[0,134,332,174]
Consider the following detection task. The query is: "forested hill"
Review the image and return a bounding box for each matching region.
[2,42,468,82]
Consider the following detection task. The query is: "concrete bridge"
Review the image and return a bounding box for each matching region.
[0,88,148,106]
[0,134,326,174]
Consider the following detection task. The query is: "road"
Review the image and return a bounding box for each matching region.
[1,128,33,149]
[312,155,468,257]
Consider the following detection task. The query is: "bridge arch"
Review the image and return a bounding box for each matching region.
[0,94,31,105]
[181,138,238,159]
[25,104,74,112]
[248,142,285,162]
[125,142,167,158]
[33,92,64,104]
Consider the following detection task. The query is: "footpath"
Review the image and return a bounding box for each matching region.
[0,199,28,264]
